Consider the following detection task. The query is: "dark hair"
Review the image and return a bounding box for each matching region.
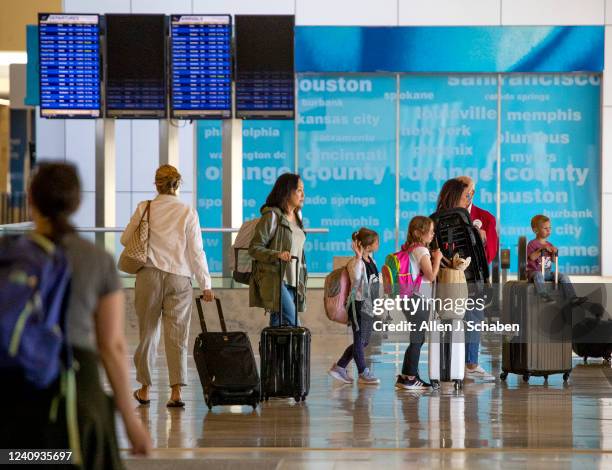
[29,162,81,241]
[262,173,303,229]
[352,227,379,248]
[436,178,468,212]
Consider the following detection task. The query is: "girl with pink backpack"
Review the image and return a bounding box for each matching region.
[328,228,381,385]
[393,216,442,390]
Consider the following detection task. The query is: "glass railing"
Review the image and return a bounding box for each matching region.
[0,223,330,288]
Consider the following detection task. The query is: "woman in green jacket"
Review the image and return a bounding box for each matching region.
[249,173,307,326]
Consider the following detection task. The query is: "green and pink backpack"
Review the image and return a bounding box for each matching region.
[382,248,423,298]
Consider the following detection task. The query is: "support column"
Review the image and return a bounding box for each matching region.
[222,118,243,278]
[159,119,179,168]
[95,118,116,250]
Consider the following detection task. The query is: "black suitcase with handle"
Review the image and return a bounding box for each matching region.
[193,297,260,410]
[259,256,311,402]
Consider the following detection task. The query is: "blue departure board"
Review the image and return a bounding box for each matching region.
[170,15,232,119]
[38,14,101,118]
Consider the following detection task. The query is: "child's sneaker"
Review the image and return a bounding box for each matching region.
[395,375,432,390]
[328,363,353,384]
[358,368,380,385]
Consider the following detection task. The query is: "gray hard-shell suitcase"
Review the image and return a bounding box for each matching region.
[500,237,572,383]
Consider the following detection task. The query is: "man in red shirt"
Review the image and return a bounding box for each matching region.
[456,176,499,265]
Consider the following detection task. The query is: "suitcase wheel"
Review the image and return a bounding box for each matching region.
[431,380,440,390]
[522,374,530,383]
[453,379,463,390]
[294,395,301,403]
[563,372,570,382]
[500,372,508,381]
[543,375,549,381]
[301,394,307,402]
[584,357,589,364]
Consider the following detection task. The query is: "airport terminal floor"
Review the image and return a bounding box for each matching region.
[117,327,612,469]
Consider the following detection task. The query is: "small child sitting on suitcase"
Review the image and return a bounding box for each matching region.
[329,228,381,385]
[527,214,586,305]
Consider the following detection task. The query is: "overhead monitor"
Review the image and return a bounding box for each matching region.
[235,15,295,119]
[38,14,101,118]
[170,15,232,119]
[105,14,167,118]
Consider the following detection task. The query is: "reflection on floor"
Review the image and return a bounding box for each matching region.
[118,334,612,469]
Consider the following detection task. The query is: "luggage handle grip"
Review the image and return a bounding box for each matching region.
[540,252,559,286]
[278,255,300,327]
[195,297,227,333]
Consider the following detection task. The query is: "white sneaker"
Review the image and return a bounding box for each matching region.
[329,363,354,384]
[465,365,495,382]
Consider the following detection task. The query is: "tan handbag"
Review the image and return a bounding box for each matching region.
[118,201,151,274]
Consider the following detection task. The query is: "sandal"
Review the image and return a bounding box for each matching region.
[133,389,150,405]
[166,398,185,408]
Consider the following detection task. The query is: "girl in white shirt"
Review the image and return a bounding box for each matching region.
[121,165,214,408]
[394,216,442,390]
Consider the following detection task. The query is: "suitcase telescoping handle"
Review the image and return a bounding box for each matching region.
[540,251,559,286]
[277,255,300,327]
[195,297,227,334]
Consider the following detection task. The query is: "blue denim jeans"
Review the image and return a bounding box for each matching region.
[465,305,484,365]
[269,283,297,327]
[532,271,576,300]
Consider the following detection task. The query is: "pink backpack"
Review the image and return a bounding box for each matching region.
[382,248,423,298]
[323,266,351,324]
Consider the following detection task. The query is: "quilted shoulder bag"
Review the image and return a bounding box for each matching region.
[118,201,151,274]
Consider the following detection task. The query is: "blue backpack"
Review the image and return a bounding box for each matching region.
[0,233,72,388]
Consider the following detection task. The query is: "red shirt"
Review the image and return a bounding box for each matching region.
[470,205,499,265]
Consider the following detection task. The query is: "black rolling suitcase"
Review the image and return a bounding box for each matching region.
[500,238,572,383]
[430,208,489,283]
[193,297,260,410]
[259,256,311,402]
[571,301,612,363]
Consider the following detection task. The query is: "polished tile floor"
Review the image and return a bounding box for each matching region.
[118,333,612,469]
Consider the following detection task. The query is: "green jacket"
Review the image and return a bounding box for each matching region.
[248,206,308,313]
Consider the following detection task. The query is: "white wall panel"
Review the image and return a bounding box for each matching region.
[131,121,159,192]
[63,0,130,13]
[71,191,95,227]
[130,0,191,14]
[604,27,612,106]
[193,0,294,15]
[65,120,95,192]
[296,0,396,25]
[502,0,604,25]
[36,113,65,159]
[115,191,132,227]
[115,121,132,192]
[607,0,612,24]
[399,0,500,26]
[179,122,195,192]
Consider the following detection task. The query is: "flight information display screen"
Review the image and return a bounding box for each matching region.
[39,14,101,118]
[235,15,295,119]
[105,14,167,118]
[170,15,231,119]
